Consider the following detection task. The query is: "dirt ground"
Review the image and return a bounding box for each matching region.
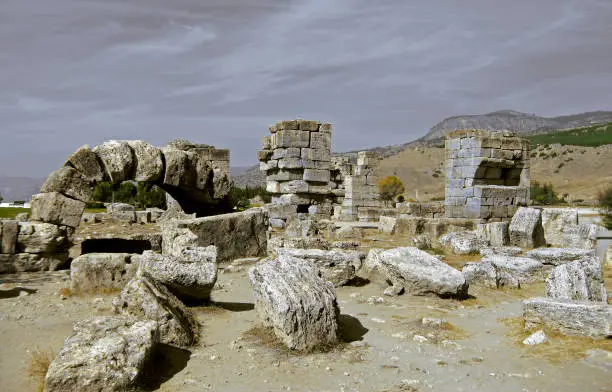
[1,248,611,392]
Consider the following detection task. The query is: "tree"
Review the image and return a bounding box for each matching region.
[0,192,3,203]
[135,182,166,209]
[92,182,113,202]
[380,176,405,205]
[598,186,612,229]
[530,181,565,205]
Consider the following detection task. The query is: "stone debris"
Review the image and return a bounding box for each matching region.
[481,255,549,284]
[31,192,85,229]
[44,316,158,392]
[379,216,397,234]
[275,247,365,286]
[522,330,548,346]
[248,255,340,351]
[107,203,136,223]
[523,297,611,339]
[439,231,487,255]
[138,249,217,302]
[545,256,607,302]
[113,275,199,347]
[377,247,469,298]
[70,253,140,294]
[525,247,596,266]
[462,261,520,289]
[541,208,578,247]
[508,207,546,249]
[476,222,509,247]
[479,246,523,257]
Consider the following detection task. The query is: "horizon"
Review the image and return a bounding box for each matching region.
[1,0,611,177]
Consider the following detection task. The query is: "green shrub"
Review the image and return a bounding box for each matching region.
[530,181,565,205]
[598,187,612,229]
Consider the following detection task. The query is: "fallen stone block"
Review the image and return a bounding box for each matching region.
[276,248,365,286]
[17,222,69,253]
[70,253,140,294]
[0,253,69,273]
[546,256,607,302]
[509,207,546,249]
[462,261,520,289]
[476,222,509,247]
[113,276,199,347]
[136,210,151,224]
[379,216,397,234]
[541,208,578,247]
[44,316,158,392]
[482,255,549,284]
[31,192,85,228]
[138,249,217,302]
[40,166,93,202]
[1,220,18,254]
[377,247,469,298]
[523,297,612,339]
[479,246,523,257]
[249,255,340,351]
[525,247,596,266]
[439,231,486,255]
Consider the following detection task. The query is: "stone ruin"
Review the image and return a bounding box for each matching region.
[257,120,382,226]
[0,139,232,273]
[445,130,530,220]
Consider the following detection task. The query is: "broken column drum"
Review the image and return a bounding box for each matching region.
[444,130,530,220]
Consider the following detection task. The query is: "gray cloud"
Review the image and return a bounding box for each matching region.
[0,0,611,177]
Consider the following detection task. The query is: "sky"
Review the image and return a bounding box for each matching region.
[1,0,611,177]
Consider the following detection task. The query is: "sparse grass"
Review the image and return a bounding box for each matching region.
[58,287,72,297]
[192,303,229,315]
[529,122,612,147]
[395,319,470,344]
[499,317,612,363]
[0,207,30,219]
[26,348,54,392]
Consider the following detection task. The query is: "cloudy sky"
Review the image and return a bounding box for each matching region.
[1,0,611,177]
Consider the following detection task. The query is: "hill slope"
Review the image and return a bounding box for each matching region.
[422,110,612,142]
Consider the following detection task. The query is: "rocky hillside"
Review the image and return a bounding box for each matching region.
[421,110,612,142]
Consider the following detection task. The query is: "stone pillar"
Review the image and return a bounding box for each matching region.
[339,151,382,222]
[258,120,333,227]
[444,130,530,220]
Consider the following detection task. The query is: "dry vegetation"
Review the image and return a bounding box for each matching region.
[26,348,54,392]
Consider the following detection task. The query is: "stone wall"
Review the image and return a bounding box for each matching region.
[258,120,334,226]
[445,130,530,220]
[338,152,382,222]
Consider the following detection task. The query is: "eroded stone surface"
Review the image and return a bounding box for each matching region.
[70,253,140,294]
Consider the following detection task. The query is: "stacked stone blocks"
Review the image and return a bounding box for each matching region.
[445,130,530,220]
[339,152,382,222]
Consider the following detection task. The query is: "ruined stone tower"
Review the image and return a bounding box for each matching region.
[444,130,530,220]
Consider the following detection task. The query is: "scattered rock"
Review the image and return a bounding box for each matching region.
[541,208,578,247]
[44,316,158,392]
[462,261,520,289]
[545,256,607,302]
[70,253,140,294]
[508,207,546,249]
[522,330,548,346]
[476,222,509,247]
[377,247,469,298]
[379,216,397,234]
[525,248,595,266]
[275,248,365,286]
[479,246,523,257]
[248,255,340,351]
[482,255,549,284]
[31,192,85,228]
[439,231,486,255]
[17,222,69,253]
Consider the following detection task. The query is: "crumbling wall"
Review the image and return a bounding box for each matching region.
[445,130,530,220]
[338,152,382,222]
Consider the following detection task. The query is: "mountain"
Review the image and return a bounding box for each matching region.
[0,176,44,202]
[421,110,612,142]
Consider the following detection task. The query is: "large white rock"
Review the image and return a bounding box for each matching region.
[439,231,486,255]
[249,255,340,351]
[462,261,520,289]
[545,256,607,302]
[541,208,578,247]
[476,222,509,247]
[525,247,595,266]
[31,192,85,228]
[509,207,546,249]
[113,276,199,347]
[17,222,70,253]
[377,247,469,298]
[482,255,549,284]
[523,297,612,339]
[379,216,397,234]
[275,248,365,286]
[522,330,548,346]
[138,249,217,302]
[70,253,140,294]
[44,316,158,392]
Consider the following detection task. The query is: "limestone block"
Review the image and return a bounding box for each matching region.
[298,120,320,131]
[0,252,69,273]
[17,222,69,253]
[541,208,579,247]
[309,184,331,194]
[257,149,273,161]
[65,145,106,183]
[277,157,306,169]
[277,180,308,194]
[275,130,311,148]
[70,253,140,293]
[135,211,151,224]
[1,220,19,254]
[267,169,304,182]
[125,140,164,182]
[272,147,302,160]
[161,147,197,188]
[310,132,332,150]
[301,148,331,161]
[277,120,300,130]
[319,123,333,133]
[509,207,546,249]
[92,140,135,183]
[262,136,272,149]
[31,192,86,228]
[266,181,280,193]
[41,166,93,202]
[303,169,330,183]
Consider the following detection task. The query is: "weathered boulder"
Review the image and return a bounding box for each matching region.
[363,248,385,275]
[522,330,548,346]
[107,203,136,223]
[70,253,140,294]
[0,252,69,273]
[113,276,199,347]
[525,247,595,266]
[379,216,397,234]
[43,316,158,392]
[476,222,509,247]
[31,192,85,228]
[482,255,549,284]
[40,166,93,202]
[276,248,365,286]
[479,246,523,257]
[138,249,217,302]
[562,223,606,249]
[1,220,19,254]
[93,140,135,183]
[439,231,486,255]
[545,256,607,302]
[377,247,469,298]
[462,261,520,289]
[523,297,611,339]
[17,222,69,253]
[161,208,268,263]
[65,145,106,183]
[125,140,164,183]
[160,147,197,189]
[541,208,578,247]
[411,234,432,250]
[249,255,340,351]
[509,207,546,249]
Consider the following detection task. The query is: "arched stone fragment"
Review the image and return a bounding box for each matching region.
[40,166,92,202]
[125,140,164,182]
[31,192,85,228]
[65,145,106,183]
[160,147,197,188]
[93,140,135,183]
